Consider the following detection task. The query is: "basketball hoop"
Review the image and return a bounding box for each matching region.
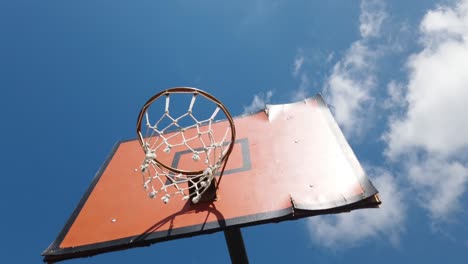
[136,87,236,204]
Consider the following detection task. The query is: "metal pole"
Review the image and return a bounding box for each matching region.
[224,228,249,264]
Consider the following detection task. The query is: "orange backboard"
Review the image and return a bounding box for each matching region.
[43,95,380,262]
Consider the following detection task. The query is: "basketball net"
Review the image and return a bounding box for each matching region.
[136,87,236,204]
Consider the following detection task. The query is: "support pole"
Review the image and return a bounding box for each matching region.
[224,228,249,264]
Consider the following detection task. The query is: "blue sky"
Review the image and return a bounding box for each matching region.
[1,0,468,263]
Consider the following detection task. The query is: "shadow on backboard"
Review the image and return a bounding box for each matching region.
[132,201,226,243]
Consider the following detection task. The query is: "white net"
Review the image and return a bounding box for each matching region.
[138,89,235,204]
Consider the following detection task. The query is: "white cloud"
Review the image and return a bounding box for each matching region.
[323,0,386,137]
[420,2,468,47]
[242,90,273,114]
[326,52,334,63]
[307,169,405,248]
[386,41,468,157]
[383,81,406,110]
[293,55,304,77]
[290,50,311,101]
[360,0,387,38]
[291,73,309,101]
[406,156,468,218]
[385,0,468,219]
[324,42,376,137]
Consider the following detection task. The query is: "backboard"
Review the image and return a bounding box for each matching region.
[43,94,380,262]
